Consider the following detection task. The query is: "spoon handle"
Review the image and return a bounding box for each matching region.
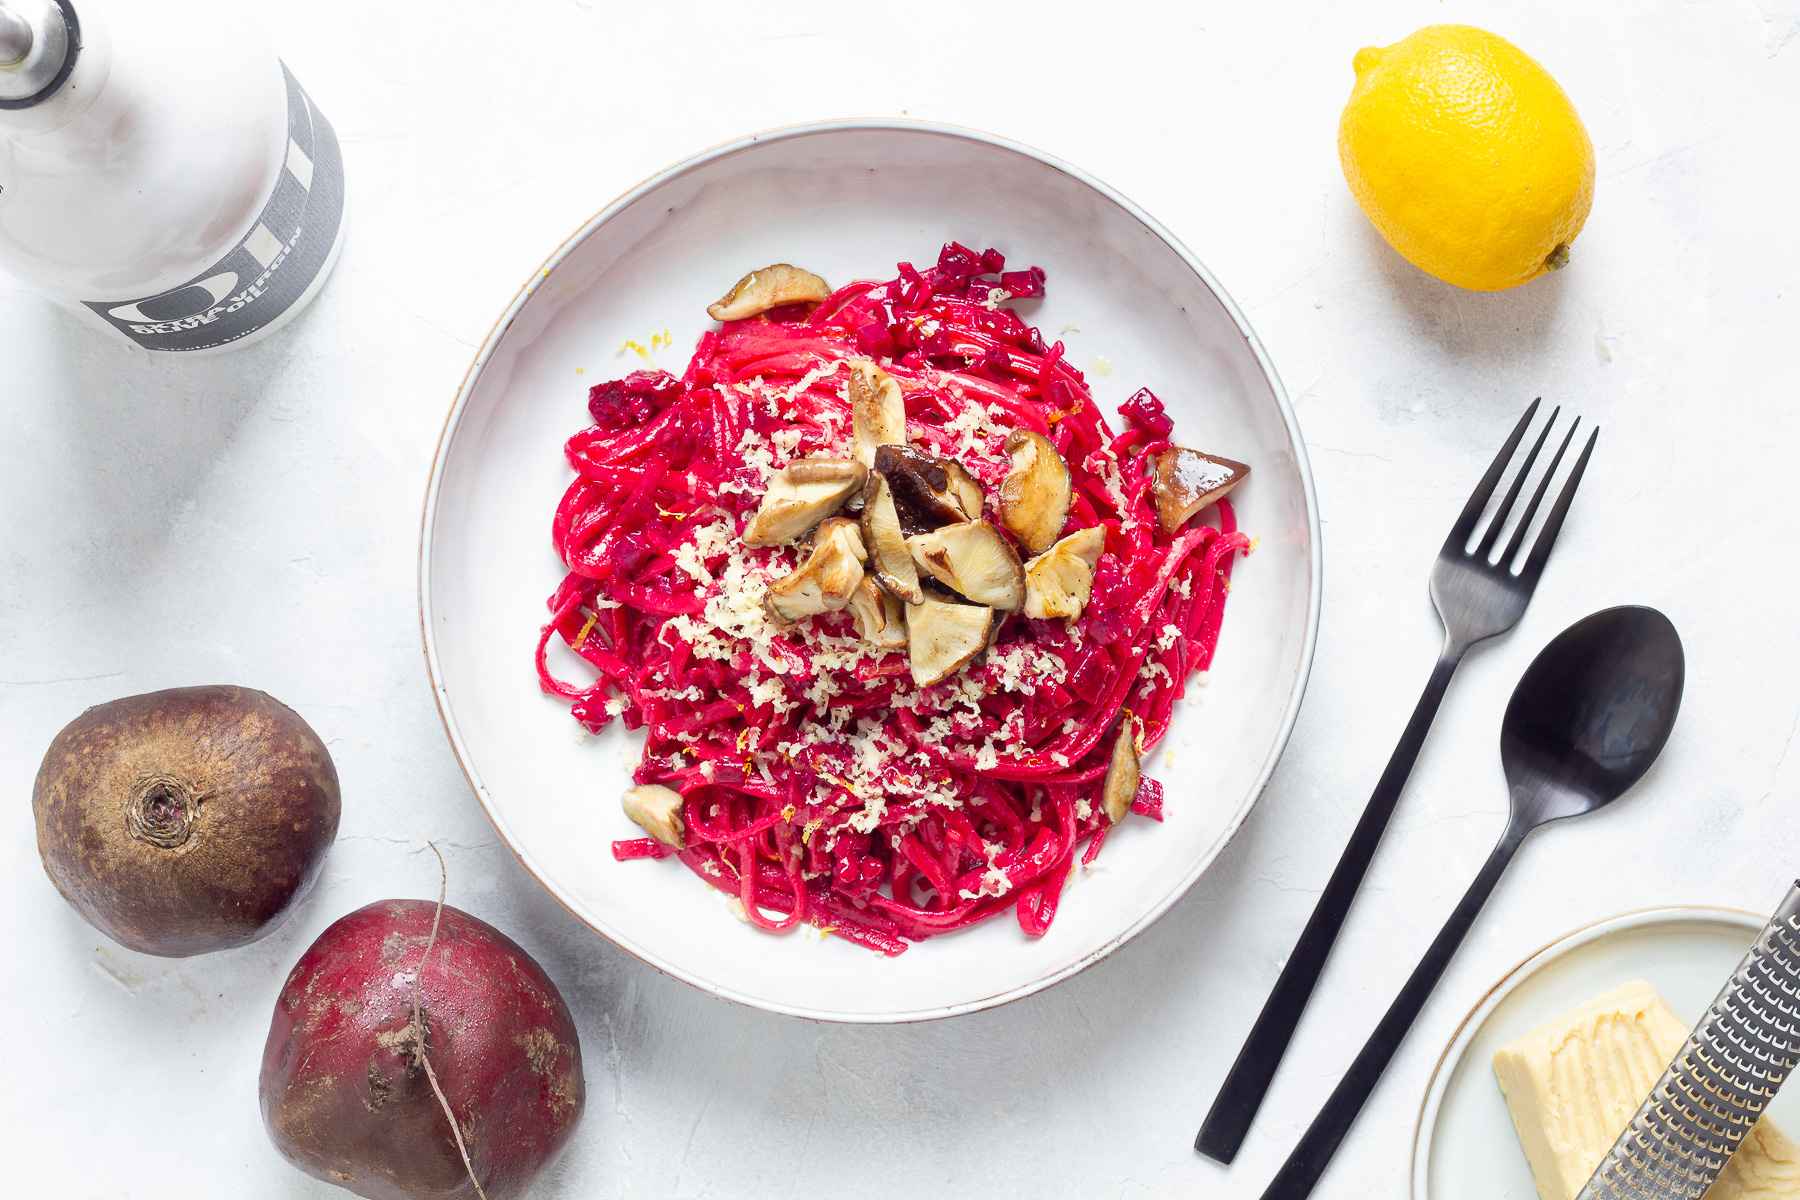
[1197,640,1466,1162]
[1258,821,1530,1200]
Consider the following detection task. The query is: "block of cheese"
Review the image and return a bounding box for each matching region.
[1493,980,1800,1200]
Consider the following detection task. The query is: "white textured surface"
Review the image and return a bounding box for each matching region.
[3,0,1797,1196]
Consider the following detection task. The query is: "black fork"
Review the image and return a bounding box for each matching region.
[1195,399,1598,1163]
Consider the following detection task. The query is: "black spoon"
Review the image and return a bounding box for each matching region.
[1259,605,1685,1199]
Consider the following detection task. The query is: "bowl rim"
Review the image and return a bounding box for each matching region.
[1407,903,1767,1199]
[416,117,1324,1022]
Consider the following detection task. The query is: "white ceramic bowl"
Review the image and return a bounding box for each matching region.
[1411,906,1789,1198]
[420,120,1320,1022]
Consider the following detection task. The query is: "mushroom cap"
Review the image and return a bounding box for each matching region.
[743,457,867,547]
[906,520,1026,611]
[998,430,1073,555]
[1023,525,1106,620]
[848,360,907,468]
[707,264,832,321]
[1100,715,1142,824]
[764,518,867,625]
[1151,446,1249,536]
[623,783,687,847]
[904,596,996,687]
[859,470,924,605]
[874,444,984,530]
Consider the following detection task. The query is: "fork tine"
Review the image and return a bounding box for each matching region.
[1474,406,1560,560]
[1444,399,1541,551]
[1516,426,1598,586]
[1499,417,1580,567]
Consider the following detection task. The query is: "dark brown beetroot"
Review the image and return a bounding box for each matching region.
[32,685,340,956]
[261,900,585,1200]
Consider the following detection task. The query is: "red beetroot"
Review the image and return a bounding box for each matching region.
[260,900,584,1200]
[33,685,340,957]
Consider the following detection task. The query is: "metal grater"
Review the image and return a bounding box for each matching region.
[1578,882,1800,1200]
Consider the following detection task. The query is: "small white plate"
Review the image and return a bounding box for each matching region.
[419,120,1320,1022]
[1411,906,1788,1199]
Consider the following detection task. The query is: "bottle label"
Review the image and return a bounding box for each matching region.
[81,62,343,351]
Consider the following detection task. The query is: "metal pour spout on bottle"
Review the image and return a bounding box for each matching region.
[0,0,81,122]
[0,0,346,354]
[0,0,72,103]
[0,6,33,66]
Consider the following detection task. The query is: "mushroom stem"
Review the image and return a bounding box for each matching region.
[1101,714,1142,824]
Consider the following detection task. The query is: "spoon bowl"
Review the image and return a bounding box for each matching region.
[1502,606,1685,827]
[1260,606,1685,1199]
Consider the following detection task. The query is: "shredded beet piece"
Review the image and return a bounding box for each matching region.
[588,370,683,430]
[1120,386,1175,437]
[539,246,1253,954]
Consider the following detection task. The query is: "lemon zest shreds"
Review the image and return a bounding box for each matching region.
[618,338,658,366]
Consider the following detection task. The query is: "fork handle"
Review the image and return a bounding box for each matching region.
[1258,820,1529,1199]
[1195,639,1467,1163]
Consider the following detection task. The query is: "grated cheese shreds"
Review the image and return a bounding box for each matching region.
[541,243,1255,954]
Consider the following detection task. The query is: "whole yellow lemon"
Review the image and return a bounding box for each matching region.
[1339,25,1595,291]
